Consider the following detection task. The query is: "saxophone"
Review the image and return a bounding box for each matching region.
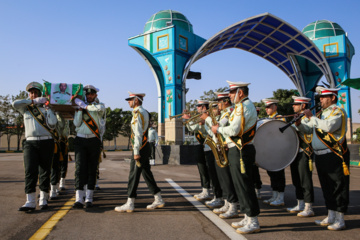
[204,104,229,168]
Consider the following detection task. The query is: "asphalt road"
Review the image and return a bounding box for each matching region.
[0,152,359,240]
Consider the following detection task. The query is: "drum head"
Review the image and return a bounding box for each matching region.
[253,120,299,171]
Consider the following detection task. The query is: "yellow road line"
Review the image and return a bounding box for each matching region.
[29,197,75,240]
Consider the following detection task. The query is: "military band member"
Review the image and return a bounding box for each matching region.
[58,115,70,191]
[182,100,221,202]
[287,96,315,217]
[253,107,263,199]
[148,123,159,165]
[203,93,239,219]
[261,99,286,207]
[295,88,350,231]
[13,82,57,211]
[72,85,105,208]
[212,81,260,234]
[115,92,164,213]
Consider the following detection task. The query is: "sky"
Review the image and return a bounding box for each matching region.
[1,0,360,122]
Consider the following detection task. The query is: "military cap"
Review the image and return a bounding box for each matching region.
[195,100,209,106]
[317,88,340,97]
[125,91,146,101]
[214,92,229,101]
[292,96,311,104]
[226,81,250,90]
[26,82,43,93]
[262,98,279,107]
[84,85,99,94]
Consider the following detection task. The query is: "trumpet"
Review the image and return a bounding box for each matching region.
[182,113,202,125]
[169,110,197,120]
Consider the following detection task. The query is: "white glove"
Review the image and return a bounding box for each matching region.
[74,98,87,109]
[33,97,48,104]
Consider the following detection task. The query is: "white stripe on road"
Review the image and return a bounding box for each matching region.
[165,178,247,240]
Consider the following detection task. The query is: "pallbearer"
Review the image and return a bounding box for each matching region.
[204,92,239,219]
[72,85,105,208]
[212,81,260,234]
[115,92,164,212]
[58,115,70,191]
[287,96,315,217]
[261,99,286,207]
[296,87,350,230]
[13,82,57,211]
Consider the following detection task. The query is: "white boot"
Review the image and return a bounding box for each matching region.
[73,190,85,208]
[59,178,66,190]
[114,198,135,212]
[231,214,248,228]
[147,192,165,209]
[50,184,59,199]
[18,192,36,211]
[236,215,261,234]
[270,192,285,206]
[327,212,346,230]
[205,198,223,209]
[194,188,211,201]
[263,191,278,204]
[287,199,305,213]
[39,191,49,209]
[315,210,336,226]
[255,188,261,199]
[213,200,229,214]
[85,190,94,208]
[219,202,238,219]
[297,202,314,217]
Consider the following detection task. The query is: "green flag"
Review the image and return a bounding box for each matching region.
[341,78,360,90]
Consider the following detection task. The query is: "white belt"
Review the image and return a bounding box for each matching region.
[314,148,332,155]
[27,136,52,141]
[77,133,96,139]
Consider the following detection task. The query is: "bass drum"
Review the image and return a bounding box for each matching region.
[253,119,299,171]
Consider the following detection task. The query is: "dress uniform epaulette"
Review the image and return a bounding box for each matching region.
[53,91,59,94]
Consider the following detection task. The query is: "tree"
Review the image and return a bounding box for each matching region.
[254,89,298,119]
[12,91,28,151]
[103,107,123,150]
[0,95,16,150]
[186,86,228,112]
[119,111,133,150]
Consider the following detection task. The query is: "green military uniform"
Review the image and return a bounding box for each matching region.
[297,104,349,213]
[13,99,57,194]
[73,101,105,191]
[127,105,161,198]
[205,106,238,204]
[217,97,260,217]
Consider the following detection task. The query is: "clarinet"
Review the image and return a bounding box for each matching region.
[279,103,320,133]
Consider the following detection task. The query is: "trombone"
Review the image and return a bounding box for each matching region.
[169,110,197,120]
[182,113,202,125]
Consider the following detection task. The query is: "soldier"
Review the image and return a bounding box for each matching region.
[115,92,165,212]
[212,81,260,234]
[13,82,57,211]
[261,99,286,207]
[204,93,239,219]
[253,107,263,199]
[72,85,105,208]
[182,100,221,202]
[148,123,159,165]
[58,114,70,191]
[49,113,62,199]
[295,87,350,231]
[287,96,315,217]
[51,83,71,105]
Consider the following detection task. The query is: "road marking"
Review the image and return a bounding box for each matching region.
[29,197,75,240]
[165,178,247,240]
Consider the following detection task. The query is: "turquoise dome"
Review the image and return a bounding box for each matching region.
[144,10,193,33]
[302,20,345,40]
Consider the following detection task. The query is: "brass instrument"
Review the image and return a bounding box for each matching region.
[169,110,197,120]
[182,113,202,125]
[204,104,229,168]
